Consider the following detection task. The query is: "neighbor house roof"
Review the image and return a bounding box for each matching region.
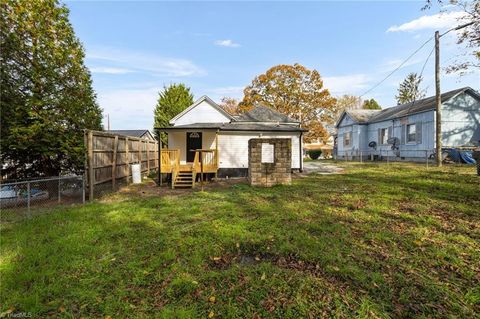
[336,87,479,127]
[157,122,306,132]
[235,105,299,123]
[108,129,155,139]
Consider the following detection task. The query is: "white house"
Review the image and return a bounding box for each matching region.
[156,96,306,187]
[334,87,480,161]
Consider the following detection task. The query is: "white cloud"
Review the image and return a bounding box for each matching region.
[90,67,133,74]
[86,47,206,77]
[323,74,371,95]
[214,39,241,48]
[387,11,468,32]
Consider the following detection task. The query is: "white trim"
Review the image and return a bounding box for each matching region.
[169,95,234,125]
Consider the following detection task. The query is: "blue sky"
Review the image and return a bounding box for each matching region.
[66,1,479,130]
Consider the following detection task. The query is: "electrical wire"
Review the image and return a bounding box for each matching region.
[359,36,434,98]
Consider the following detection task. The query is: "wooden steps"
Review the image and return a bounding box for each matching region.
[173,171,194,188]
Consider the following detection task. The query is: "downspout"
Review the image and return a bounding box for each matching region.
[299,132,303,172]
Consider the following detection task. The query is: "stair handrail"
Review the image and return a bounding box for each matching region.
[171,149,180,189]
[192,151,199,187]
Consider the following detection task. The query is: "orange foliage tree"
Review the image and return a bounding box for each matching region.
[219,97,241,115]
[239,64,337,143]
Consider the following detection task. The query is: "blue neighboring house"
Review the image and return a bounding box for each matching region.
[334,87,480,161]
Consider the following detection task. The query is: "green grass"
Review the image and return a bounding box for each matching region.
[1,162,479,318]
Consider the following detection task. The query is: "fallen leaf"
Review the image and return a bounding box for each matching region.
[261,273,266,280]
[255,256,260,261]
[212,257,221,261]
[59,305,66,313]
[209,296,216,303]
[208,311,215,318]
[105,316,112,319]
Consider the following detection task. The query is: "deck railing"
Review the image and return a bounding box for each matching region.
[160,149,180,173]
[193,149,218,173]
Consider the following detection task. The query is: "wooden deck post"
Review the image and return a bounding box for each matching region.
[200,150,204,191]
[158,136,162,186]
[112,135,118,190]
[215,132,219,180]
[87,130,94,200]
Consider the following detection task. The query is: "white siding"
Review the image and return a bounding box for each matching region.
[173,100,230,126]
[167,130,217,164]
[218,132,302,169]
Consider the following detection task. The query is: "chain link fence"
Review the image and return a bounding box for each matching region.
[0,175,85,220]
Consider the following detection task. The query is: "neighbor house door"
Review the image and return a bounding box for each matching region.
[186,132,202,162]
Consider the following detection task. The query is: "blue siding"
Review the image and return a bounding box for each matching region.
[441,92,480,147]
[335,91,479,161]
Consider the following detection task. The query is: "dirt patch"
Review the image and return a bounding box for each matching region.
[109,177,248,199]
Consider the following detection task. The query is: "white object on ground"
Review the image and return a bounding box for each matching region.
[131,164,142,184]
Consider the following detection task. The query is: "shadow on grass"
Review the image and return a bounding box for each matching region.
[1,163,479,318]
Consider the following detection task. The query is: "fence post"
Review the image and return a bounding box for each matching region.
[82,175,86,204]
[58,177,61,203]
[112,135,118,191]
[88,130,94,200]
[125,137,130,184]
[27,182,31,217]
[426,150,429,168]
[146,140,150,174]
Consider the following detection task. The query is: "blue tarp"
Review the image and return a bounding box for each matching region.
[446,148,476,164]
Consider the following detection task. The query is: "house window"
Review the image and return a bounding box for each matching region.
[344,132,352,147]
[406,124,416,143]
[380,128,389,145]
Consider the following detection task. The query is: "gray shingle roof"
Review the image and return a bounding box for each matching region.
[336,87,478,127]
[157,122,306,132]
[369,87,477,123]
[236,105,299,123]
[108,130,153,138]
[345,110,380,123]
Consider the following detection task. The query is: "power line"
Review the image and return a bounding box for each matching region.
[359,36,434,98]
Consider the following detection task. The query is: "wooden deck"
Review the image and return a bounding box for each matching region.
[159,149,218,188]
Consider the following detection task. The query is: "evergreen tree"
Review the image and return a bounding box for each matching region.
[153,83,194,144]
[396,73,426,105]
[0,0,103,179]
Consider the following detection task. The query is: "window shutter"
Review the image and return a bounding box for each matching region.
[378,128,381,144]
[401,125,406,145]
[416,122,422,144]
[388,126,393,140]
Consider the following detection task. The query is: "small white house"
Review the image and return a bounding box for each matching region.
[334,87,480,161]
[156,96,306,186]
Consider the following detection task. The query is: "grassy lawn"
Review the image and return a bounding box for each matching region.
[1,162,479,318]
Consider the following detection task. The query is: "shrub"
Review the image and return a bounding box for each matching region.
[308,150,322,160]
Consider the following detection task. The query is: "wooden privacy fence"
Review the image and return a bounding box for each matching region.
[84,130,158,199]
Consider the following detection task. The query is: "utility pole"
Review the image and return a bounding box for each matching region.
[434,21,473,167]
[435,31,442,167]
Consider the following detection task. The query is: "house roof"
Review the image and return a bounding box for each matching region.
[336,87,479,127]
[107,130,154,139]
[169,95,234,124]
[235,105,299,123]
[157,122,307,132]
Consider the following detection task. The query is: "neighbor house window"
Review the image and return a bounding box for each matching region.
[344,132,352,147]
[406,124,416,143]
[380,128,389,145]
